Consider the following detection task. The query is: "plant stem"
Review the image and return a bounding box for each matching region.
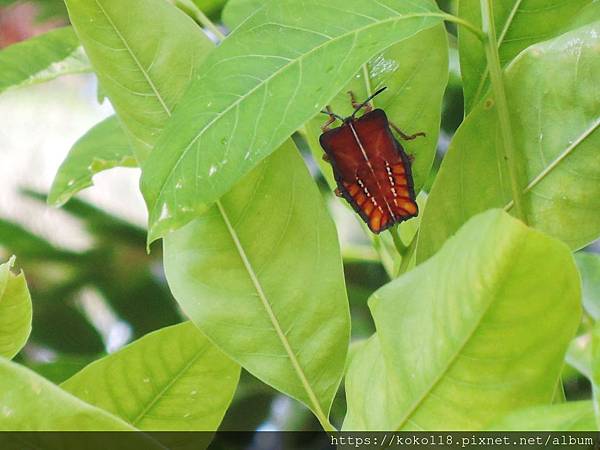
[388,225,421,277]
[362,64,373,97]
[440,13,485,41]
[395,233,418,277]
[389,225,408,255]
[176,0,226,41]
[479,0,527,223]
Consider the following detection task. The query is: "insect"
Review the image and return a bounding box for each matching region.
[319,87,425,234]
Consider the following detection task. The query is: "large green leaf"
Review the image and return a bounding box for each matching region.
[0,358,134,431]
[62,322,239,430]
[417,23,600,263]
[140,0,445,242]
[489,401,597,431]
[64,0,214,161]
[346,210,581,430]
[458,0,592,113]
[576,252,600,321]
[0,257,32,359]
[163,141,350,428]
[48,116,136,207]
[348,340,598,432]
[0,27,90,95]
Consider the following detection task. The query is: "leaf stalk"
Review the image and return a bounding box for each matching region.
[440,14,485,41]
[479,0,527,223]
[175,0,226,41]
[395,232,418,277]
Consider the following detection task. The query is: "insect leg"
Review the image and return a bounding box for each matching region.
[321,106,337,132]
[348,91,373,113]
[390,122,426,141]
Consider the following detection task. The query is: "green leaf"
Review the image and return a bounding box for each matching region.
[417,23,600,263]
[64,0,215,161]
[343,334,399,430]
[0,27,89,95]
[48,116,136,207]
[163,141,350,429]
[140,0,445,242]
[458,0,592,113]
[346,210,581,430]
[0,357,135,431]
[303,19,448,195]
[221,0,265,29]
[0,257,32,359]
[489,401,597,431]
[62,322,239,430]
[566,1,600,31]
[576,252,600,321]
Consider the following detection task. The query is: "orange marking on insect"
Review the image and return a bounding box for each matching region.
[394,174,409,184]
[363,202,375,216]
[392,164,405,175]
[400,201,418,215]
[355,192,367,206]
[345,183,359,196]
[370,211,382,231]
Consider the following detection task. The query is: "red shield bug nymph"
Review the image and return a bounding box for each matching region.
[318,87,425,234]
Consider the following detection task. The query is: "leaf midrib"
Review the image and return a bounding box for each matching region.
[504,117,600,211]
[148,10,446,216]
[392,229,525,430]
[130,348,206,426]
[497,0,523,47]
[215,200,330,425]
[92,0,171,118]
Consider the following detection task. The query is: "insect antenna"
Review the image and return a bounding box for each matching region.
[320,109,345,122]
[351,86,387,118]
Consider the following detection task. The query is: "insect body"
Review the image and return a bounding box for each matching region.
[319,87,424,233]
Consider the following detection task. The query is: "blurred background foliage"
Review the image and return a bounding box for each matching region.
[0,0,596,441]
